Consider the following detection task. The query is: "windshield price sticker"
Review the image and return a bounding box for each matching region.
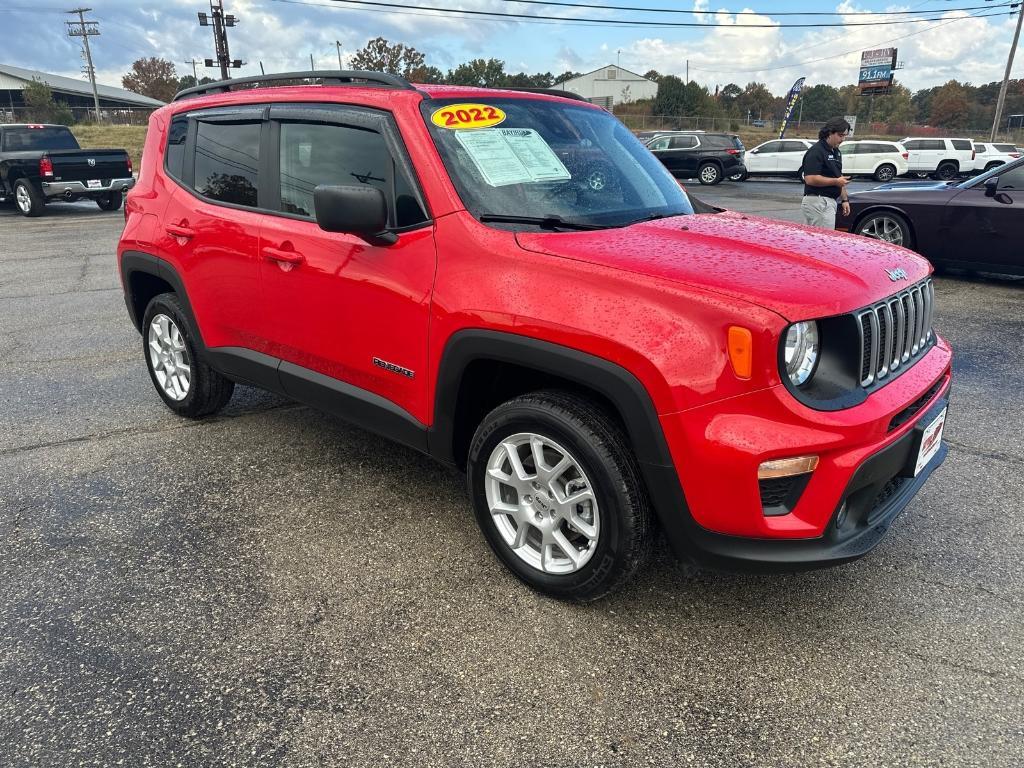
[455,128,571,187]
[431,104,507,130]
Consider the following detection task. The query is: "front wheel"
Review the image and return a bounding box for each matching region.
[467,390,653,601]
[96,191,123,211]
[874,164,897,182]
[857,210,913,249]
[697,162,722,185]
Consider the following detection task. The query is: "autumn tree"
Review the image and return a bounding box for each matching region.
[929,80,970,128]
[349,37,426,78]
[122,57,178,103]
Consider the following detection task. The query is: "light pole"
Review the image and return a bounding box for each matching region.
[990,1,1024,141]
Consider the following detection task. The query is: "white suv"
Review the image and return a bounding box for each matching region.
[730,138,813,180]
[900,137,976,180]
[973,142,1021,172]
[840,140,909,182]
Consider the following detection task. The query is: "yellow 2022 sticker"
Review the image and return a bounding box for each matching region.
[430,104,506,130]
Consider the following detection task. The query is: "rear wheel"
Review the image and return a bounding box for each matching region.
[857,210,913,249]
[728,170,749,182]
[14,178,44,217]
[984,161,1003,172]
[697,162,722,185]
[467,390,653,601]
[933,162,958,181]
[96,191,123,211]
[874,164,897,182]
[142,293,234,418]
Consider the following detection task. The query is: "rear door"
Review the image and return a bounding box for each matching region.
[650,134,699,176]
[159,107,268,353]
[779,141,809,174]
[951,139,974,172]
[257,104,436,424]
[842,142,865,174]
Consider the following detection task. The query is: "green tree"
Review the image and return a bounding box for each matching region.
[447,58,507,88]
[177,75,215,93]
[737,82,775,119]
[643,70,662,83]
[22,78,73,124]
[350,37,426,78]
[553,70,581,84]
[798,84,844,121]
[122,57,178,103]
[408,65,445,84]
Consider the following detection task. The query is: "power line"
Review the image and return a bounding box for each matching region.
[466,0,1014,17]
[269,0,1016,28]
[689,7,1006,75]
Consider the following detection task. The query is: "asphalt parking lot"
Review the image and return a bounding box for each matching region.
[1,180,1022,767]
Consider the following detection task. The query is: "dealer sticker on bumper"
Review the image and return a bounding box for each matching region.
[914,407,947,476]
[87,179,101,189]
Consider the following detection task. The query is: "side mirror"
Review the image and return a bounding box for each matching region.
[984,176,999,198]
[314,185,397,245]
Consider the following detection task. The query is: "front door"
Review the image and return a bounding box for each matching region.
[940,164,1024,269]
[747,141,782,174]
[257,106,436,425]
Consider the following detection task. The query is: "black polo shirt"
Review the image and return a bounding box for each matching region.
[802,138,843,198]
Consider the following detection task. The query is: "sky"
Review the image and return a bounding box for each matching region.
[2,0,1021,96]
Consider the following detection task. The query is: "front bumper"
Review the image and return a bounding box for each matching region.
[652,338,952,570]
[41,177,135,199]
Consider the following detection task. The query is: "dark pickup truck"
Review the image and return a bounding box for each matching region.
[0,123,134,217]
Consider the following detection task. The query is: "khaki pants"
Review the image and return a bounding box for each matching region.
[801,195,837,229]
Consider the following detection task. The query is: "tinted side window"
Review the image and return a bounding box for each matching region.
[994,144,1017,152]
[782,141,807,152]
[759,141,783,153]
[998,166,1024,190]
[922,140,945,151]
[647,137,671,150]
[669,135,697,149]
[951,139,972,151]
[904,140,922,150]
[194,121,260,207]
[843,143,861,155]
[165,115,188,180]
[278,121,426,227]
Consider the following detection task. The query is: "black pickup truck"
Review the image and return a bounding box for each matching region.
[0,124,135,217]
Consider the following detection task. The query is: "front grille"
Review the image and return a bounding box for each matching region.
[759,476,797,508]
[857,279,934,387]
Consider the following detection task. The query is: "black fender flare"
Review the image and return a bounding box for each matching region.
[428,329,696,556]
[119,250,206,350]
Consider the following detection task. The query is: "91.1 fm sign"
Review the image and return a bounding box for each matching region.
[858,48,897,93]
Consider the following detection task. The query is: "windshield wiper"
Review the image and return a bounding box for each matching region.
[618,211,689,227]
[478,213,606,231]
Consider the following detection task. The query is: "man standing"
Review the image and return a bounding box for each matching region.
[800,117,852,228]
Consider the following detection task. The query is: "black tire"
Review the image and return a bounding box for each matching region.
[697,162,722,185]
[14,178,44,217]
[932,162,958,181]
[467,390,653,602]
[855,210,914,250]
[984,162,1002,172]
[874,163,897,182]
[142,292,234,418]
[96,191,123,211]
[728,170,749,182]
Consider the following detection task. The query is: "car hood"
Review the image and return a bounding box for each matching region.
[515,211,931,321]
[856,180,959,194]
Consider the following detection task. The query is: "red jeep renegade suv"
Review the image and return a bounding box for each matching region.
[118,71,952,600]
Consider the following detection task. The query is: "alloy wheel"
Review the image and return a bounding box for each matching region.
[15,185,31,213]
[860,216,905,246]
[484,432,600,575]
[700,165,719,184]
[148,314,191,401]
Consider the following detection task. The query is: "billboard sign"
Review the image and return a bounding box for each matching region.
[859,48,897,93]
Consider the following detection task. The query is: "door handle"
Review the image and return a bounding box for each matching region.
[165,223,195,238]
[262,246,305,265]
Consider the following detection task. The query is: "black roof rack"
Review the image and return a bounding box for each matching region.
[173,70,416,102]
[498,87,590,103]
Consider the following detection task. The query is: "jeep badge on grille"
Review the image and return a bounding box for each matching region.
[886,267,908,282]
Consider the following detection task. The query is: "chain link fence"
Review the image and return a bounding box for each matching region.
[0,106,157,126]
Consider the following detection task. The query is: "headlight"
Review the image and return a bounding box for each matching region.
[784,321,820,386]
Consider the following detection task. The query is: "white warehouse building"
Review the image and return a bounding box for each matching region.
[552,65,657,108]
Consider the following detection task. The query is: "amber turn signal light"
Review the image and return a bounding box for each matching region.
[757,455,820,480]
[727,326,753,379]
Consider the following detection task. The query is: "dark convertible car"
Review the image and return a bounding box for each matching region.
[837,157,1024,275]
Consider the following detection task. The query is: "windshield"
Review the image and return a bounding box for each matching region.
[421,97,693,229]
[1,126,79,152]
[961,156,1024,188]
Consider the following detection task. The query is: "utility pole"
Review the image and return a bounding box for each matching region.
[310,53,315,71]
[197,0,240,80]
[336,41,343,69]
[990,0,1023,141]
[66,8,101,123]
[183,58,199,81]
[686,59,689,83]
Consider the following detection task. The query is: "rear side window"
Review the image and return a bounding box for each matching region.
[0,126,79,152]
[165,116,188,180]
[669,135,698,149]
[922,140,945,150]
[194,121,261,207]
[781,141,807,152]
[278,121,426,227]
[759,141,783,153]
[951,139,972,151]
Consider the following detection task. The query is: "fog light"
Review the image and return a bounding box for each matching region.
[757,455,819,480]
